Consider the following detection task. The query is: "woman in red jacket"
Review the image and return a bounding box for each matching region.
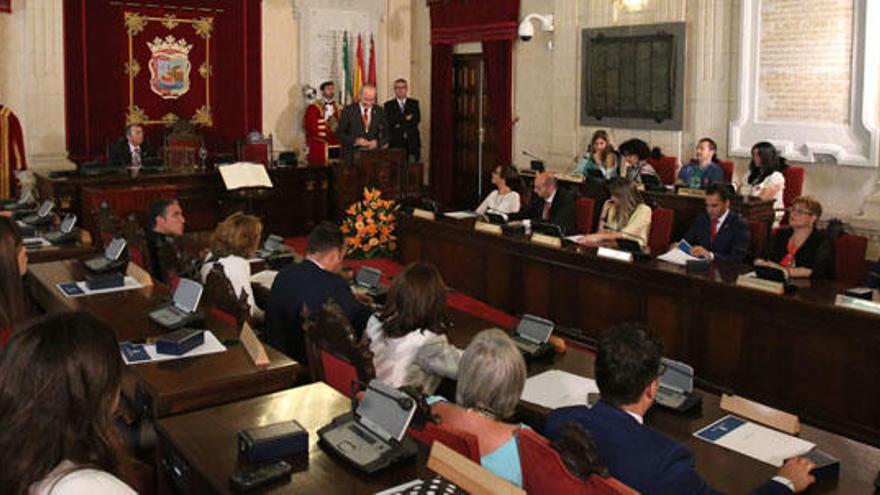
[0,216,27,347]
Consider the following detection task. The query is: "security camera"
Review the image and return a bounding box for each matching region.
[518,13,554,42]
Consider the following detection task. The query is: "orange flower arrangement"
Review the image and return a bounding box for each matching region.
[341,188,400,258]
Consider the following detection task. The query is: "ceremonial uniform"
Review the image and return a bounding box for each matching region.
[304,98,341,166]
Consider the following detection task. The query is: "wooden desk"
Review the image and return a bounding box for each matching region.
[26,260,301,418]
[518,171,774,241]
[399,216,880,447]
[155,309,880,494]
[24,226,96,264]
[35,166,331,236]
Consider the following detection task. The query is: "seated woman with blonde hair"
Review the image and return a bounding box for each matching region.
[755,196,834,279]
[579,178,652,250]
[428,328,528,487]
[201,212,265,319]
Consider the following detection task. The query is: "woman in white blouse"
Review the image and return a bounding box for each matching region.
[201,212,264,320]
[365,263,462,394]
[0,312,136,494]
[741,142,787,227]
[475,165,521,216]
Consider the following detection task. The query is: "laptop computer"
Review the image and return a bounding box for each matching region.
[654,357,701,412]
[21,200,54,226]
[355,266,388,298]
[1,188,33,210]
[148,278,204,330]
[83,237,127,273]
[512,314,555,358]
[319,380,418,473]
[44,214,77,244]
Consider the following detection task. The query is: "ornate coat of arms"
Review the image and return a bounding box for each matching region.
[147,35,193,99]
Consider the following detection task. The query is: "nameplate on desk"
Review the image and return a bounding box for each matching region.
[720,394,800,435]
[126,262,153,287]
[678,188,706,198]
[412,208,436,221]
[530,233,562,248]
[597,247,633,263]
[474,221,502,236]
[240,322,269,368]
[834,294,880,315]
[558,174,585,184]
[735,275,784,295]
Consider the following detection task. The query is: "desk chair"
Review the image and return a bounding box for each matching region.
[237,132,273,167]
[576,197,596,234]
[646,156,678,185]
[203,263,251,328]
[780,166,805,224]
[648,207,674,255]
[303,302,375,397]
[718,160,735,183]
[748,220,769,261]
[835,233,869,286]
[408,422,482,464]
[517,429,636,495]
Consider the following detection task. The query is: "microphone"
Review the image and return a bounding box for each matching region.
[522,150,543,161]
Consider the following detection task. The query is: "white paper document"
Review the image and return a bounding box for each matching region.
[443,210,479,219]
[693,415,815,467]
[565,235,586,243]
[521,369,599,409]
[23,237,52,249]
[120,330,227,365]
[250,269,278,289]
[218,162,273,190]
[56,276,145,298]
[658,247,701,266]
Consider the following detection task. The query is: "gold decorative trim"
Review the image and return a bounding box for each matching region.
[124,59,141,78]
[124,12,147,36]
[126,106,149,125]
[161,113,180,126]
[161,14,180,30]
[193,17,214,39]
[191,105,213,127]
[198,62,212,78]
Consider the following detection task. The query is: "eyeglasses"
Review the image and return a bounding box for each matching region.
[787,207,815,216]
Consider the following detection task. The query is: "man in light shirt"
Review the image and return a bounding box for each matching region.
[108,124,155,168]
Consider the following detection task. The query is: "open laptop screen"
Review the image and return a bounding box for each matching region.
[172,278,203,313]
[516,315,554,344]
[356,266,382,289]
[36,200,54,217]
[660,357,693,395]
[104,238,127,260]
[356,380,415,443]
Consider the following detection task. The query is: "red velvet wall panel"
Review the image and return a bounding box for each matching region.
[0,1,11,14]
[63,0,261,163]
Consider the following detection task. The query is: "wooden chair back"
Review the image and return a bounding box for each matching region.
[202,262,250,328]
[302,301,375,396]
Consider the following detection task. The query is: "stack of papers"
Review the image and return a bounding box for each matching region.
[658,247,701,266]
[521,370,599,409]
[694,415,815,467]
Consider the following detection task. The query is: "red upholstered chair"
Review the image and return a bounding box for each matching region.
[782,166,805,210]
[646,156,678,185]
[303,302,375,397]
[576,197,596,234]
[648,207,674,255]
[835,234,868,286]
[748,220,769,260]
[408,423,481,463]
[718,160,735,183]
[237,132,274,167]
[517,429,637,495]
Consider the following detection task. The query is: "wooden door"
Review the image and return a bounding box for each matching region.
[452,54,496,209]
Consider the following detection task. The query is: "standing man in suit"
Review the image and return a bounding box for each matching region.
[336,84,388,163]
[383,78,421,162]
[108,124,156,167]
[265,222,372,364]
[682,184,751,262]
[544,322,816,494]
[508,172,576,236]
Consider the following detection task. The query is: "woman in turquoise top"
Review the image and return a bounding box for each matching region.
[427,328,527,487]
[573,130,619,179]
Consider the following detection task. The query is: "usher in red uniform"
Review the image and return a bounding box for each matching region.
[304,99,341,166]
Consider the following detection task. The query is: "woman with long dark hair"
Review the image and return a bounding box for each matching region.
[0,216,27,347]
[742,141,787,226]
[573,130,619,179]
[475,164,522,216]
[0,312,135,493]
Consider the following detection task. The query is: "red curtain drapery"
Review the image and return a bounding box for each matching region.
[428,0,518,204]
[63,0,261,163]
[0,0,10,14]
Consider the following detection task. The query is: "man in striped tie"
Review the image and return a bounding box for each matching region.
[336,84,388,164]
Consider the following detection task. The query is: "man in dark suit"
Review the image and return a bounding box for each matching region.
[336,84,388,163]
[265,222,372,364]
[682,184,751,262]
[107,124,156,167]
[544,322,816,494]
[383,78,420,161]
[509,172,576,236]
[145,198,190,284]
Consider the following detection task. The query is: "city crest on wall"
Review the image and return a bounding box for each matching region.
[148,36,193,99]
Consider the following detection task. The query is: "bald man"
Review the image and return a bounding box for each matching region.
[509,172,577,236]
[337,84,388,163]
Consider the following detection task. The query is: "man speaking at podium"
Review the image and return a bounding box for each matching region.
[336,84,387,163]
